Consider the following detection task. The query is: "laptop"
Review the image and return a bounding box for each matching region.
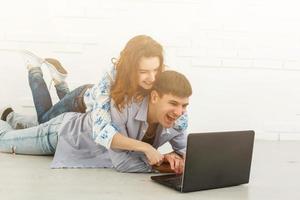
[151,130,255,193]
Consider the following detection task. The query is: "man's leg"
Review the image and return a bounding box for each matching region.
[6,111,38,129]
[0,113,64,155]
[54,81,70,100]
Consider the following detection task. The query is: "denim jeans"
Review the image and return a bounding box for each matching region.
[6,112,38,129]
[0,113,65,155]
[28,67,92,124]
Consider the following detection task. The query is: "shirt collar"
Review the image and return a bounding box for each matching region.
[134,96,173,135]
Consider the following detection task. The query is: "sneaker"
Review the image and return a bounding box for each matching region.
[44,58,68,83]
[21,50,45,69]
[0,106,14,121]
[21,50,68,82]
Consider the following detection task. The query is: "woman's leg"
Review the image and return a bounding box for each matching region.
[0,114,64,155]
[38,84,92,123]
[28,67,53,124]
[45,58,70,99]
[28,66,91,124]
[55,81,70,100]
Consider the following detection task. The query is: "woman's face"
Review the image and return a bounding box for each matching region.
[137,56,160,90]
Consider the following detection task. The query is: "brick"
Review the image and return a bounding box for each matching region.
[237,48,254,58]
[191,58,221,67]
[251,47,289,60]
[207,48,238,58]
[222,59,253,68]
[162,37,191,48]
[284,60,300,70]
[5,32,62,43]
[191,20,223,31]
[193,38,223,49]
[48,0,86,17]
[255,132,280,141]
[51,43,84,54]
[176,48,206,57]
[253,60,283,69]
[280,134,300,141]
[165,57,192,70]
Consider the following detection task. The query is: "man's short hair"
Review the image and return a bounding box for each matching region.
[152,70,192,98]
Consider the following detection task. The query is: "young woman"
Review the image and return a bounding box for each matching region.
[0,70,190,173]
[2,35,188,165]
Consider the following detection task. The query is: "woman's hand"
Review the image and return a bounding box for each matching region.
[110,133,164,166]
[143,143,164,166]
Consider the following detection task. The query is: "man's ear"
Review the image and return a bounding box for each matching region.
[150,90,159,103]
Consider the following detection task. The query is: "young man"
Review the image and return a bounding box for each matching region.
[0,71,192,173]
[108,70,192,173]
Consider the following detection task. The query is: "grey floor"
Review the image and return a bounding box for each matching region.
[0,140,299,200]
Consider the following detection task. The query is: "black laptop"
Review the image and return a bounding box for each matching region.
[151,130,255,193]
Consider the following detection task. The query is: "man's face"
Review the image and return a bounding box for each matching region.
[151,92,189,128]
[138,56,160,90]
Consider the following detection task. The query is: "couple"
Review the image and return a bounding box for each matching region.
[0,35,192,173]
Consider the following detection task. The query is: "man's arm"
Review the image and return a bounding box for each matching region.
[161,129,187,174]
[168,129,187,156]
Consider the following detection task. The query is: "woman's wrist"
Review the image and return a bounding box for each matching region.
[136,141,151,153]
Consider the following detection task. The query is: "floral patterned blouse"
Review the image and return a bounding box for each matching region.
[83,66,188,149]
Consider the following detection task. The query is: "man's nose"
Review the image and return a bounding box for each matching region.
[174,106,184,116]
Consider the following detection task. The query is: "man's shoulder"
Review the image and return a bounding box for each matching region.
[166,127,187,136]
[111,97,148,124]
[116,97,148,112]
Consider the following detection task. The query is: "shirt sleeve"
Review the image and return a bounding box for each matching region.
[84,68,119,149]
[173,112,189,131]
[108,99,154,173]
[168,129,187,156]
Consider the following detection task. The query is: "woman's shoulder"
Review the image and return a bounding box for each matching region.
[173,113,188,131]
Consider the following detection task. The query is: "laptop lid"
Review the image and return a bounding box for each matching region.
[181,130,255,192]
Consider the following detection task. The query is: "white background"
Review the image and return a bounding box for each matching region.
[1,0,300,140]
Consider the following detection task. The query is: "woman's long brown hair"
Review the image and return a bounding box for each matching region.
[111,35,164,111]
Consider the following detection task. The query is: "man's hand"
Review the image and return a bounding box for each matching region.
[152,163,174,173]
[163,152,185,174]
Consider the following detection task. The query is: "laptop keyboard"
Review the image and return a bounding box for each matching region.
[160,175,183,190]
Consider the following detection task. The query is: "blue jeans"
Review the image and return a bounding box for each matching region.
[29,67,92,124]
[0,114,65,155]
[6,112,38,129]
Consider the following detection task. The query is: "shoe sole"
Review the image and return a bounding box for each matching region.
[45,58,68,75]
[1,107,13,121]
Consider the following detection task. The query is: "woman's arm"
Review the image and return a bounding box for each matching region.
[85,68,163,165]
[111,133,163,166]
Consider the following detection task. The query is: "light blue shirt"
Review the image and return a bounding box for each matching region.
[51,97,187,173]
[108,97,187,172]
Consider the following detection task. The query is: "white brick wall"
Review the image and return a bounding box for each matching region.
[1,0,300,140]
